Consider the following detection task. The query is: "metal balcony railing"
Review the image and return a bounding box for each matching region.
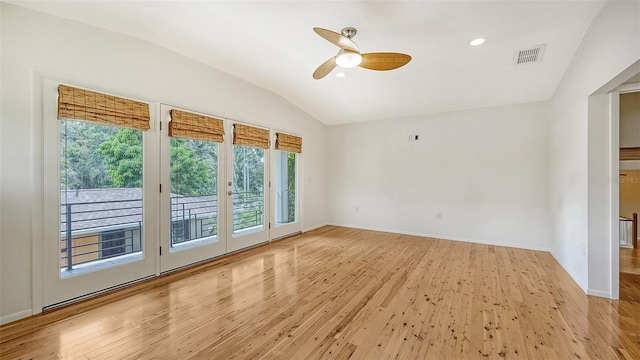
[169,191,264,243]
[170,194,218,245]
[60,198,143,271]
[231,191,264,232]
[59,190,288,270]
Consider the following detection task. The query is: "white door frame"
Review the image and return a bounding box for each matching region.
[610,82,640,299]
[40,78,158,308]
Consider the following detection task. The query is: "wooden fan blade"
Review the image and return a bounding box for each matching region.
[313,57,337,79]
[359,53,412,71]
[313,27,359,53]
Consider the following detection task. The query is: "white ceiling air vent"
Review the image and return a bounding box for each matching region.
[514,44,546,65]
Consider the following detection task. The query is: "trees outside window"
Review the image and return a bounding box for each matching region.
[61,122,216,196]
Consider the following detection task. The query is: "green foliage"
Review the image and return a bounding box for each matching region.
[287,152,296,222]
[233,146,264,194]
[61,122,218,196]
[234,208,263,230]
[170,138,215,196]
[97,129,143,188]
[60,121,116,189]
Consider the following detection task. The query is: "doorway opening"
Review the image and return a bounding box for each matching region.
[619,88,640,302]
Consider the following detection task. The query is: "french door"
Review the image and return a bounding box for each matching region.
[42,79,157,307]
[270,148,301,239]
[158,116,271,271]
[226,124,270,252]
[43,85,295,307]
[159,105,226,272]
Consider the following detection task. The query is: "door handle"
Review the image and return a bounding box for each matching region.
[228,191,233,196]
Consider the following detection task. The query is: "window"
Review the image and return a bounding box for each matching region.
[170,138,219,245]
[275,151,296,224]
[232,145,265,232]
[168,109,222,247]
[57,85,150,272]
[59,120,144,270]
[100,230,127,258]
[274,132,301,226]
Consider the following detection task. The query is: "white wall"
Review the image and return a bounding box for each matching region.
[0,4,327,322]
[620,92,640,147]
[327,101,550,250]
[549,0,639,294]
[621,161,640,170]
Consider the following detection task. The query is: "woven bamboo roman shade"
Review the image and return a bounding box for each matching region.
[169,109,225,143]
[275,132,302,153]
[233,124,270,149]
[57,85,150,131]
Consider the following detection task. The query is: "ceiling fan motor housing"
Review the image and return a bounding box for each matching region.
[341,27,357,39]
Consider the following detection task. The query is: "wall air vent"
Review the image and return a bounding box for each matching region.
[514,44,546,65]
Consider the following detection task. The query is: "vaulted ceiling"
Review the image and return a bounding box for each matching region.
[12,1,606,125]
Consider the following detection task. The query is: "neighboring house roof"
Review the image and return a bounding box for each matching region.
[61,188,218,233]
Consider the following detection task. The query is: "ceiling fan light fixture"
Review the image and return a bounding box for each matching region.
[335,49,362,68]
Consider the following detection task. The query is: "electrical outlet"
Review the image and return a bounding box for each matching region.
[436,212,442,220]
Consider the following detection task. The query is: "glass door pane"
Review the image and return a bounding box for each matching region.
[227,142,269,252]
[275,151,296,225]
[159,105,226,273]
[232,145,265,233]
[170,138,219,247]
[270,150,301,239]
[59,121,144,274]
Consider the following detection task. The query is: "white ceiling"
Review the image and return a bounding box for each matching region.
[12,1,606,126]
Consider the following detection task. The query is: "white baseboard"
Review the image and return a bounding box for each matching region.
[303,223,329,233]
[0,309,33,325]
[587,288,611,298]
[328,223,550,252]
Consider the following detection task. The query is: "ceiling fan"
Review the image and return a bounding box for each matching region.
[312,27,411,80]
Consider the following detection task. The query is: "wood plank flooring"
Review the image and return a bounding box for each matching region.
[1,226,639,359]
[620,247,640,275]
[620,273,640,304]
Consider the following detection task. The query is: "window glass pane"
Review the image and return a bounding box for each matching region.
[60,120,143,272]
[170,138,218,247]
[232,145,265,232]
[275,151,296,225]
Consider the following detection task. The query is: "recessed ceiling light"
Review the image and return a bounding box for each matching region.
[469,38,486,46]
[336,72,346,78]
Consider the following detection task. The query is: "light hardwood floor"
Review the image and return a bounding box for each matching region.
[1,226,639,359]
[620,247,640,275]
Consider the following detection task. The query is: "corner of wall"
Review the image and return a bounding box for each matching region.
[548,249,588,292]
[547,0,639,298]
